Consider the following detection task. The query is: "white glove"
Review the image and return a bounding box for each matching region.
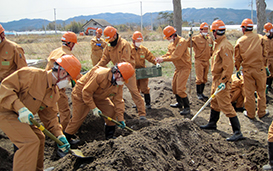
[92,107,101,117]
[18,107,34,125]
[156,63,161,68]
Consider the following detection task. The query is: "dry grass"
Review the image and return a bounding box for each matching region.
[5,30,241,73]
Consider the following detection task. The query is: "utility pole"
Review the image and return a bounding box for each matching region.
[151,13,153,31]
[140,1,143,32]
[251,0,253,22]
[54,8,57,34]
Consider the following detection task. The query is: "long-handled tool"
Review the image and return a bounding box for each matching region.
[99,113,134,132]
[191,87,223,121]
[30,118,93,159]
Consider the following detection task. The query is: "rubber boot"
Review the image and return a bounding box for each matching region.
[180,97,190,115]
[144,94,151,109]
[200,109,220,129]
[196,84,204,100]
[226,116,244,141]
[267,77,272,90]
[64,132,80,145]
[170,94,183,108]
[201,83,208,99]
[105,125,116,140]
[13,144,18,153]
[263,142,273,170]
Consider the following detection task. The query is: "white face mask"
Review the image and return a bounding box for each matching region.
[266,32,270,36]
[116,80,124,85]
[168,39,174,43]
[135,42,141,47]
[97,38,100,41]
[202,32,208,36]
[57,79,70,89]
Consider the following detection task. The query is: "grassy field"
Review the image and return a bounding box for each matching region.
[6,30,243,76]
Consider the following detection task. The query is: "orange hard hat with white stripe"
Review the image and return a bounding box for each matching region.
[61,32,78,44]
[0,24,4,33]
[264,22,273,33]
[200,22,209,30]
[132,31,143,41]
[241,18,254,28]
[104,26,117,42]
[163,26,176,39]
[211,20,226,31]
[96,28,103,34]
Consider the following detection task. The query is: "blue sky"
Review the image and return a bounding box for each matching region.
[0,0,272,23]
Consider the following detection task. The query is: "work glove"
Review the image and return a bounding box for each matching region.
[92,107,101,117]
[218,83,226,90]
[57,135,70,153]
[236,70,241,79]
[156,63,161,68]
[96,43,101,47]
[188,30,193,37]
[266,67,270,76]
[118,121,126,129]
[18,107,34,125]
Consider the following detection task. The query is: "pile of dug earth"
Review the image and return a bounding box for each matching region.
[1,77,272,171]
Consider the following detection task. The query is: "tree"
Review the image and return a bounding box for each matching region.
[173,0,182,35]
[157,12,173,27]
[256,0,267,34]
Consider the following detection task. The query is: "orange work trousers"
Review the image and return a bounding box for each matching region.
[268,121,273,142]
[195,60,209,85]
[230,87,244,108]
[125,74,146,117]
[0,112,45,171]
[136,78,150,94]
[172,68,190,98]
[65,90,116,135]
[210,76,237,118]
[243,67,267,118]
[58,88,71,130]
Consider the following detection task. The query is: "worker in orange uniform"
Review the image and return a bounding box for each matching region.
[0,24,27,83]
[45,32,80,136]
[200,20,244,141]
[64,62,134,140]
[230,73,244,112]
[263,121,273,170]
[90,28,107,66]
[234,18,269,119]
[96,26,147,120]
[263,22,273,90]
[187,22,213,101]
[155,26,191,115]
[131,31,157,109]
[0,55,81,171]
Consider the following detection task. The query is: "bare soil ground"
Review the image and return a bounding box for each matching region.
[0,75,272,171]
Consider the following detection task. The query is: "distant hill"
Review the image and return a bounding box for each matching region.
[0,8,268,31]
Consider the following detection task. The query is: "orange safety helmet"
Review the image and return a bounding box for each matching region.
[211,20,226,31]
[104,26,117,40]
[56,55,81,80]
[96,28,103,34]
[163,26,176,39]
[117,62,135,83]
[241,18,253,28]
[200,22,209,30]
[132,31,143,41]
[264,22,273,33]
[0,24,4,33]
[61,31,78,44]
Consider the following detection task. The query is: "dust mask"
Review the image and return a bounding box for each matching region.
[168,39,174,43]
[57,79,70,89]
[97,38,100,41]
[202,32,208,36]
[116,80,124,85]
[266,32,270,36]
[135,42,141,47]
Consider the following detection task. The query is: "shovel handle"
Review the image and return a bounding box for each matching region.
[99,113,134,132]
[29,118,64,146]
[191,87,223,121]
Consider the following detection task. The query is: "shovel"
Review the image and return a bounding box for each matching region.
[191,87,224,121]
[29,118,93,159]
[98,113,134,132]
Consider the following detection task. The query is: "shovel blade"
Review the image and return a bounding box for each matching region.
[70,149,94,159]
